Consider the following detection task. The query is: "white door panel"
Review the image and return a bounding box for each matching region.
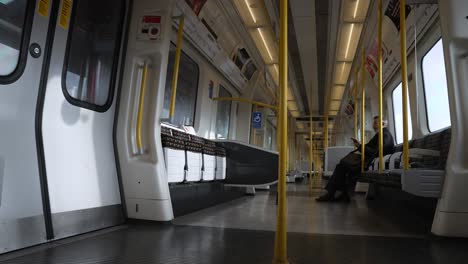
[0,0,50,253]
[39,0,128,237]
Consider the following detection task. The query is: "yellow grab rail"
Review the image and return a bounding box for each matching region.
[378,0,384,174]
[361,48,366,173]
[136,63,149,152]
[309,80,313,193]
[277,83,281,152]
[354,69,358,139]
[324,105,329,149]
[212,97,278,110]
[400,0,410,170]
[273,0,289,262]
[169,16,185,118]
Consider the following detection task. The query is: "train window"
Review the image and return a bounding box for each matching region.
[215,85,232,139]
[63,0,125,111]
[422,39,451,132]
[392,82,413,144]
[265,123,273,150]
[162,43,199,126]
[0,0,32,80]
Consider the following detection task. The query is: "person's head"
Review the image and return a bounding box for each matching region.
[372,116,388,132]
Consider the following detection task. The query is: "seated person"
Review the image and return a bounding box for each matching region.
[316,116,395,202]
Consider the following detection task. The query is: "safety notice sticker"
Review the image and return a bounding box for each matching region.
[59,0,72,29]
[38,0,50,17]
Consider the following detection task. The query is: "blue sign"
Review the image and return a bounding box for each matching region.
[252,112,262,129]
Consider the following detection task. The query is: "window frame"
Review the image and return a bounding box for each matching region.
[420,38,450,133]
[391,82,402,144]
[61,0,126,112]
[0,0,36,84]
[161,42,200,127]
[391,81,415,145]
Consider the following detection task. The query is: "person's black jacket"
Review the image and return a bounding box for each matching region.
[359,127,395,162]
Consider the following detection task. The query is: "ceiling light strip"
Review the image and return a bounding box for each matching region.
[344,23,354,59]
[258,27,273,61]
[244,0,257,23]
[340,62,346,82]
[353,0,360,19]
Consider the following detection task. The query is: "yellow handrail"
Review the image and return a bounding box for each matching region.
[324,103,329,149]
[273,0,288,262]
[378,0,384,174]
[212,97,278,110]
[354,69,358,139]
[400,0,410,170]
[361,48,366,173]
[309,80,313,193]
[136,63,149,152]
[169,16,185,118]
[277,81,281,152]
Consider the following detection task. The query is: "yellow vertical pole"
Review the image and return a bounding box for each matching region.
[286,118,290,171]
[277,86,281,152]
[136,63,149,152]
[309,81,314,193]
[323,114,328,148]
[169,16,185,118]
[273,0,288,262]
[400,0,410,170]
[324,109,329,149]
[361,48,366,173]
[354,69,358,139]
[377,0,384,174]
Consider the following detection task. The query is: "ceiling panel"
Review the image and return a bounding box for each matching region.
[288,101,299,111]
[233,0,270,27]
[287,85,295,100]
[289,0,319,116]
[333,62,352,85]
[342,0,370,22]
[331,85,345,101]
[267,65,279,86]
[329,100,341,111]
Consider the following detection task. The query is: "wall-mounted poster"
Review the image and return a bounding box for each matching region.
[385,0,411,31]
[365,2,436,84]
[185,0,208,16]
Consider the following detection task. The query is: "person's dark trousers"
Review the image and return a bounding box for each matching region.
[325,162,349,194]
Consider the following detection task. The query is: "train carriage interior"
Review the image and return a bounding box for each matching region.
[1,0,468,263]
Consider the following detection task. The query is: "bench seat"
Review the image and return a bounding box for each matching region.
[358,128,451,198]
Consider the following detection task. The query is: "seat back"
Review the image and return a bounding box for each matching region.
[438,128,452,170]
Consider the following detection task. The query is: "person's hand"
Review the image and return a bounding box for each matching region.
[351,138,360,147]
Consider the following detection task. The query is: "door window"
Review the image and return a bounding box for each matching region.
[63,0,125,111]
[0,0,32,80]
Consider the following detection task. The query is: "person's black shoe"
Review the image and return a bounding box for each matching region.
[315,192,336,202]
[335,192,351,203]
